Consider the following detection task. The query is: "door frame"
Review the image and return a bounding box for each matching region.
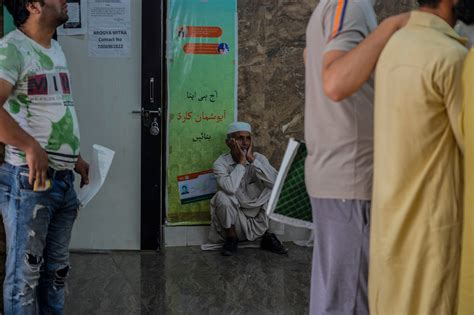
[140,0,167,250]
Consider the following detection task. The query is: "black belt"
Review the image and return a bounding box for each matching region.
[47,168,72,180]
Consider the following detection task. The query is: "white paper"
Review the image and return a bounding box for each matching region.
[88,27,131,58]
[67,3,81,24]
[88,0,130,27]
[88,0,131,57]
[77,144,115,207]
[57,1,88,36]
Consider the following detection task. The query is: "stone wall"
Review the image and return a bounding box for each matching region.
[237,0,417,166]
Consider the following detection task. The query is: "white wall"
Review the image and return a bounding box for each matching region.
[59,1,142,250]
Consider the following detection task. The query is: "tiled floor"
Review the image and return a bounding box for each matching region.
[65,244,312,314]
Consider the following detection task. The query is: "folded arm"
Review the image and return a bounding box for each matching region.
[323,13,410,101]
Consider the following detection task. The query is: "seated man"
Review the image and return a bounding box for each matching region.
[209,122,287,256]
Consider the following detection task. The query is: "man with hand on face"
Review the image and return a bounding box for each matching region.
[0,0,89,313]
[371,0,474,314]
[208,122,287,256]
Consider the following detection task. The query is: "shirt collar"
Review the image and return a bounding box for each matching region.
[225,153,237,165]
[408,11,468,46]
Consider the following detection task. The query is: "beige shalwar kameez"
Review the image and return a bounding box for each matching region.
[371,11,467,315]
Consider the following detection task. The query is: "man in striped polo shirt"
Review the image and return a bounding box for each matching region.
[305,1,409,314]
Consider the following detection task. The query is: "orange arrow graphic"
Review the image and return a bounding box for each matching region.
[183,43,220,55]
[184,26,223,38]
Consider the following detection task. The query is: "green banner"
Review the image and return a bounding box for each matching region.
[166,0,237,225]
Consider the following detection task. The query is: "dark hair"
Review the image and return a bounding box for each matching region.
[4,0,44,27]
[456,0,474,25]
[417,0,441,8]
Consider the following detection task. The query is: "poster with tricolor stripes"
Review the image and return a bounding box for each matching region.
[166,0,237,225]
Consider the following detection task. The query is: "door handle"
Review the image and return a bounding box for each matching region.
[149,77,155,104]
[131,108,161,116]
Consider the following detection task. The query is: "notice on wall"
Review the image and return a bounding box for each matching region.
[88,28,131,57]
[88,0,131,58]
[57,0,87,36]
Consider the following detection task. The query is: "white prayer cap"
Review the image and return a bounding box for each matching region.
[227,122,252,134]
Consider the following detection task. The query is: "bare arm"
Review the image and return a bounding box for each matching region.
[0,79,48,186]
[323,13,410,102]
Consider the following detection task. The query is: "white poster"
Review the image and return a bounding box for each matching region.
[88,0,131,58]
[88,28,131,57]
[57,0,87,36]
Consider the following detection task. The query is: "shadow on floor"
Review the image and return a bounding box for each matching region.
[65,244,312,315]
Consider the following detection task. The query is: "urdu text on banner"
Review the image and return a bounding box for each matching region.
[167,0,237,225]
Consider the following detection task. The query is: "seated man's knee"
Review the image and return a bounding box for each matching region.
[214,191,237,209]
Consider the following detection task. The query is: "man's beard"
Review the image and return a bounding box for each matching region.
[45,8,69,28]
[455,0,474,25]
[56,13,69,27]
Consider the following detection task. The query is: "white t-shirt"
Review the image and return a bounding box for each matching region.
[0,29,80,170]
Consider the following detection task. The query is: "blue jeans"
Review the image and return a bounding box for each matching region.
[0,163,79,315]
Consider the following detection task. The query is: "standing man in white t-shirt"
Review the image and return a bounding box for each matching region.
[305,1,408,313]
[0,0,89,313]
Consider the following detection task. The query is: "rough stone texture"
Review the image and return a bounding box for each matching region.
[238,0,417,167]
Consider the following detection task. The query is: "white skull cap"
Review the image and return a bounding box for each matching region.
[227,122,252,134]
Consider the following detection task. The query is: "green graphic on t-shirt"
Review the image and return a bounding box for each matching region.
[0,43,21,68]
[17,94,29,104]
[17,94,31,116]
[9,95,30,115]
[32,47,54,70]
[18,151,25,160]
[9,99,20,114]
[0,30,80,169]
[46,108,79,154]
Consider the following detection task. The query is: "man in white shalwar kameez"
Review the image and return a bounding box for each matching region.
[208,122,288,256]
